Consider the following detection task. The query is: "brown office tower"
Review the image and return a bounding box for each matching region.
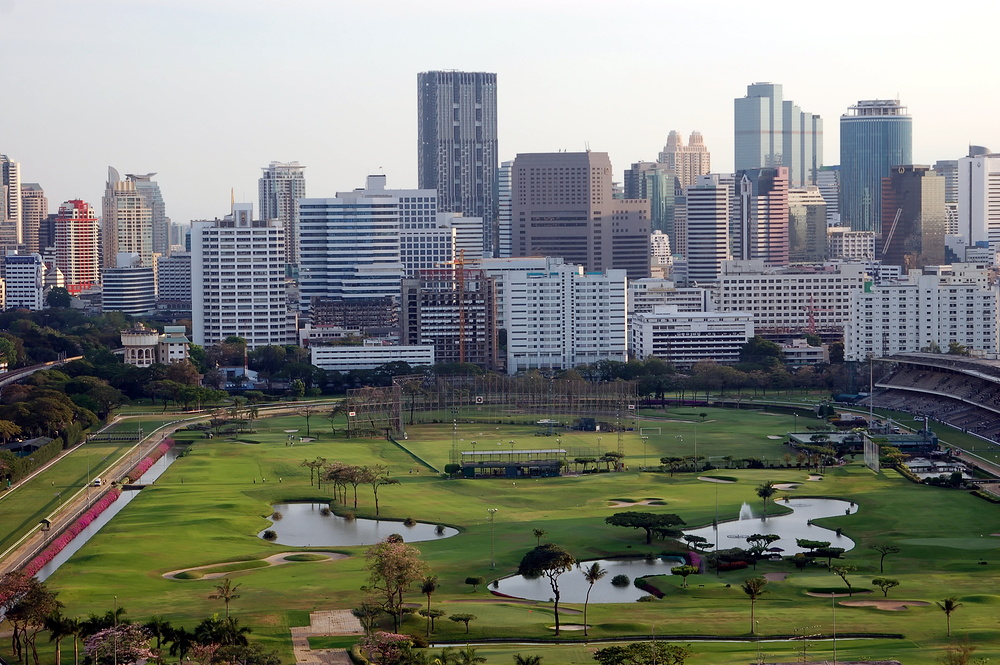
[511,152,651,280]
[402,268,500,371]
[880,165,946,270]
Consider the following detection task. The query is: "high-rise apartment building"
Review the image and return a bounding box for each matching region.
[657,131,711,188]
[684,175,731,284]
[126,173,171,258]
[957,152,1000,249]
[734,83,822,187]
[156,252,192,307]
[418,71,498,252]
[2,253,43,310]
[0,155,22,247]
[54,200,100,295]
[191,204,295,349]
[839,99,913,233]
[259,161,306,265]
[880,165,946,269]
[733,167,789,266]
[511,151,651,280]
[816,166,841,226]
[20,184,46,255]
[787,187,828,263]
[496,160,513,258]
[624,161,679,241]
[102,167,153,268]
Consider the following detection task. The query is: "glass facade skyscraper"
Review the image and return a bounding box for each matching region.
[839,99,912,234]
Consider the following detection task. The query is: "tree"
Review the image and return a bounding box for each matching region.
[518,544,575,635]
[215,643,282,665]
[298,405,317,437]
[167,626,196,662]
[44,612,78,665]
[592,642,694,665]
[605,511,686,545]
[0,419,22,444]
[513,654,543,665]
[85,624,153,665]
[143,615,173,657]
[869,543,900,573]
[582,562,607,637]
[671,564,699,589]
[351,603,385,636]
[740,336,784,365]
[418,609,445,634]
[741,577,768,635]
[660,456,685,477]
[683,535,713,552]
[755,481,777,517]
[937,596,962,637]
[362,464,400,516]
[831,565,857,596]
[364,537,428,632]
[4,574,61,665]
[193,616,251,647]
[532,528,548,546]
[795,539,830,554]
[359,631,413,665]
[448,614,478,634]
[745,533,781,568]
[455,645,487,665]
[209,578,241,618]
[871,578,899,597]
[46,287,72,309]
[420,575,439,637]
[814,546,845,566]
[465,576,486,592]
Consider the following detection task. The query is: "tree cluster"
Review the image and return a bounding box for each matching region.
[320,461,400,516]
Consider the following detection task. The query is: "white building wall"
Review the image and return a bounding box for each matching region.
[2,253,43,310]
[957,154,1000,249]
[631,306,754,369]
[311,344,434,371]
[629,278,711,314]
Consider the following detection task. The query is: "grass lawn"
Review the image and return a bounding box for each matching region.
[36,408,1000,665]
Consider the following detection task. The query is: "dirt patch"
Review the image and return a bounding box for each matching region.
[163,551,346,580]
[840,599,930,611]
[763,572,788,582]
[698,476,735,484]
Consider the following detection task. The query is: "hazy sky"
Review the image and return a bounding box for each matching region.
[3,0,999,226]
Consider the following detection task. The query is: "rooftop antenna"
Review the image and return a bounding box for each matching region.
[230,188,234,214]
[585,141,591,153]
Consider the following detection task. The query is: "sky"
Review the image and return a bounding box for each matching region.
[3,0,1000,227]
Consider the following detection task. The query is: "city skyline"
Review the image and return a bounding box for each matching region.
[3,1,999,226]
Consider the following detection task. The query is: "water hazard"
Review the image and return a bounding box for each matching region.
[259,502,459,547]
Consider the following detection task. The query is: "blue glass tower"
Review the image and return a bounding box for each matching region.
[839,99,912,234]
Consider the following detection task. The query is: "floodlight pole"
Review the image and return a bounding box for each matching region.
[487,508,498,569]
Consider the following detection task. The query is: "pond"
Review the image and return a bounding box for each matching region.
[682,498,857,556]
[259,502,459,547]
[491,556,685,604]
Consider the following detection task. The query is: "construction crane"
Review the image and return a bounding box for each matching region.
[881,208,903,257]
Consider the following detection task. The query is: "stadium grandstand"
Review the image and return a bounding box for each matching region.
[861,353,1000,442]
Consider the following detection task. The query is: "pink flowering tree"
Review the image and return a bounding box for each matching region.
[84,624,153,665]
[359,632,412,665]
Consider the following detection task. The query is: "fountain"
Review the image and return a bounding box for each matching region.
[739,501,754,520]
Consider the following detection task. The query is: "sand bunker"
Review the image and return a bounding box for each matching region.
[608,499,662,507]
[772,483,800,490]
[840,600,930,611]
[766,435,784,440]
[806,590,872,598]
[698,476,736,483]
[807,475,823,481]
[763,572,788,582]
[163,552,346,580]
[546,624,589,631]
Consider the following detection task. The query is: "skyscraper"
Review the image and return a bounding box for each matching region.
[956,150,1000,249]
[20,183,47,255]
[880,165,946,270]
[624,161,679,240]
[512,151,651,280]
[787,187,828,263]
[657,131,711,188]
[0,154,22,247]
[734,83,822,188]
[54,200,100,295]
[102,167,153,268]
[126,173,170,257]
[839,99,913,234]
[417,71,498,252]
[733,167,790,267]
[259,161,306,265]
[685,175,731,284]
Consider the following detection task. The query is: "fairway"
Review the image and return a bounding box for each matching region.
[34,406,1000,664]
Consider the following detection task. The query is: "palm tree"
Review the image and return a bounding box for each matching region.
[581,562,606,637]
[756,481,777,517]
[512,655,543,665]
[420,575,439,636]
[144,615,173,660]
[937,596,963,637]
[532,528,547,546]
[741,576,768,634]
[167,626,196,662]
[44,612,78,665]
[209,578,241,618]
[456,645,487,665]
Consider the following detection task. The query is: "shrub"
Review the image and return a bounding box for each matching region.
[611,574,630,587]
[717,561,749,571]
[444,464,461,475]
[637,595,657,602]
[22,488,124,577]
[343,511,356,521]
[263,530,278,541]
[435,524,446,535]
[403,517,417,527]
[272,511,283,520]
[320,507,332,516]
[644,552,656,562]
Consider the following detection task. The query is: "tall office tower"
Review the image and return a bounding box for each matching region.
[880,165,946,269]
[787,187,828,262]
[624,161,679,243]
[657,131,711,188]
[54,200,100,295]
[839,99,913,233]
[2,253,43,310]
[957,152,1000,249]
[733,167,790,266]
[512,152,651,280]
[297,175,407,316]
[401,268,500,371]
[39,214,57,251]
[101,253,156,316]
[816,166,841,226]
[0,155,22,247]
[157,252,192,308]
[734,83,823,187]
[417,71,498,252]
[125,173,170,257]
[496,160,513,258]
[933,160,959,235]
[259,161,306,265]
[191,204,295,349]
[102,167,153,268]
[20,184,46,255]
[685,174,731,284]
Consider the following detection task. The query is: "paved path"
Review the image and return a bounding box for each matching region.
[289,610,363,665]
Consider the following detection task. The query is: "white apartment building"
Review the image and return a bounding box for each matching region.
[957,154,1000,249]
[102,263,156,315]
[2,253,43,310]
[156,252,192,304]
[258,161,306,265]
[845,264,1000,361]
[502,263,627,374]
[310,342,435,372]
[191,204,294,349]
[715,260,867,334]
[401,217,455,277]
[650,230,673,278]
[827,227,875,261]
[631,306,754,369]
[628,278,712,314]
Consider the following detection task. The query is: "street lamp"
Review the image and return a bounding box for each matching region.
[487,508,498,569]
[640,436,649,471]
[596,436,603,454]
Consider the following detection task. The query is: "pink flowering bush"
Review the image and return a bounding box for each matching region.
[22,487,122,576]
[127,440,174,480]
[84,624,153,664]
[685,550,703,572]
[359,631,413,664]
